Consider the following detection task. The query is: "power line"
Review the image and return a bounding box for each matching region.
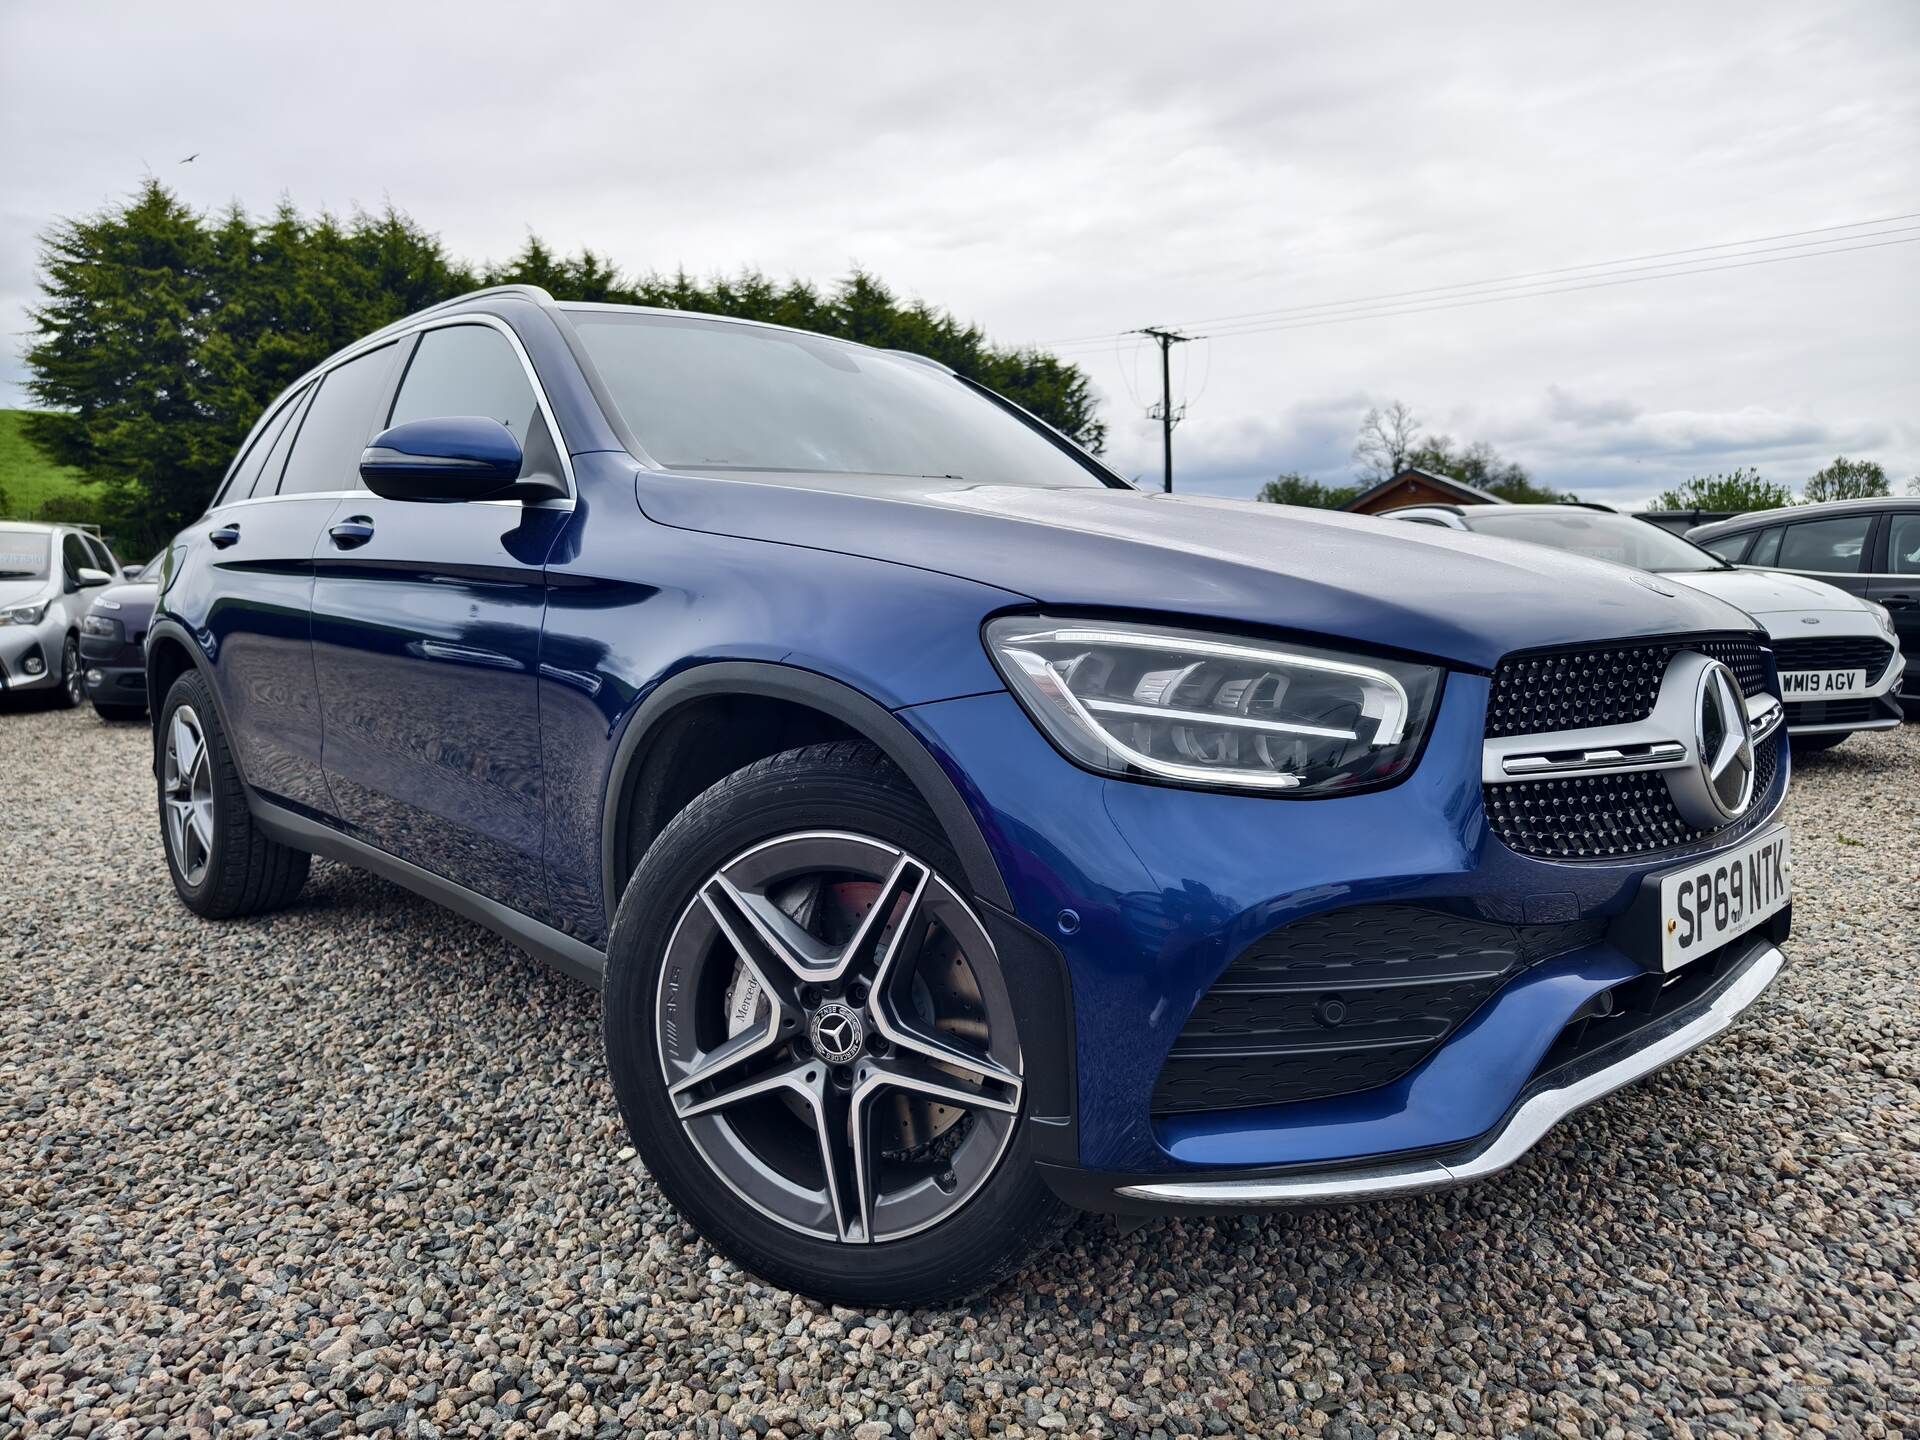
[1032,209,1920,351]
[1041,232,1919,353]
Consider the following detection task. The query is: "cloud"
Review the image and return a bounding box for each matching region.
[2,0,1915,512]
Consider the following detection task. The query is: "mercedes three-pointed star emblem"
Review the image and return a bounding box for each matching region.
[1696,660,1756,821]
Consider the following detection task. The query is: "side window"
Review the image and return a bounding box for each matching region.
[1746,527,1781,566]
[1776,515,1873,573]
[1700,533,1751,563]
[86,536,117,573]
[387,324,539,439]
[277,344,401,497]
[218,388,307,506]
[61,534,90,582]
[1887,515,1920,576]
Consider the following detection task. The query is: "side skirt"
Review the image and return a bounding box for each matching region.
[249,795,607,989]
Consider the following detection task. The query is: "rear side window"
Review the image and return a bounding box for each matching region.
[219,388,308,505]
[1747,527,1782,566]
[1776,515,1872,573]
[1887,514,1920,575]
[277,344,401,496]
[1699,533,1751,562]
[388,324,539,438]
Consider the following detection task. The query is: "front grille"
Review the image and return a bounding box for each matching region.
[1786,698,1881,726]
[1150,905,1605,1115]
[1770,636,1893,674]
[1486,635,1768,737]
[1485,731,1780,859]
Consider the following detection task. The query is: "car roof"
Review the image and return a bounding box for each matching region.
[1689,495,1920,537]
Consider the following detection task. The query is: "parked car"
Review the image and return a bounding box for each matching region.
[1689,497,1920,714]
[151,285,1795,1305]
[0,522,122,706]
[1387,503,1905,751]
[81,552,166,719]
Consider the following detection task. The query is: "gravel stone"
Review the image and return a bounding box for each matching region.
[3,703,1916,1437]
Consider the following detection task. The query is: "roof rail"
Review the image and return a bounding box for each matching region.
[360,284,557,346]
[1564,500,1619,512]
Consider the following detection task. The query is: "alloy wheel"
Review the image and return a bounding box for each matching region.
[63,636,83,705]
[163,705,216,887]
[655,831,1024,1244]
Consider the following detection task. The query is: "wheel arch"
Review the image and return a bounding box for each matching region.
[144,620,240,780]
[601,662,1014,934]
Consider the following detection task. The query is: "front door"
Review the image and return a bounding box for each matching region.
[309,320,569,916]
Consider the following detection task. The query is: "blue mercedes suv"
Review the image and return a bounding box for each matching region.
[148,285,1793,1304]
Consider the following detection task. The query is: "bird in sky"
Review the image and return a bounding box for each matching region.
[179,153,199,164]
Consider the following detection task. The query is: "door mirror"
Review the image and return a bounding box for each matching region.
[120,564,145,581]
[359,417,529,502]
[76,566,113,588]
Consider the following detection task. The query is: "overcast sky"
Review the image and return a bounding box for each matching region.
[2,1,1915,507]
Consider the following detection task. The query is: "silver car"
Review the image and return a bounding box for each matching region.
[0,522,124,706]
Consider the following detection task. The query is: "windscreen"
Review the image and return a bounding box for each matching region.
[1467,510,1725,573]
[567,311,1109,489]
[0,529,52,580]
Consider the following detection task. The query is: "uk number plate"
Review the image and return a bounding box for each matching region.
[1779,668,1866,697]
[1658,826,1791,972]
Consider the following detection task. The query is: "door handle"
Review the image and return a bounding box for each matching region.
[1880,594,1916,609]
[329,516,375,549]
[208,523,241,549]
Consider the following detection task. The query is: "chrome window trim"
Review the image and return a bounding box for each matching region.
[1736,565,1912,580]
[204,310,577,518]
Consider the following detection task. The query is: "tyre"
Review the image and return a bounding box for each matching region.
[158,669,310,918]
[603,741,1071,1306]
[94,701,146,722]
[1790,731,1849,754]
[52,632,83,709]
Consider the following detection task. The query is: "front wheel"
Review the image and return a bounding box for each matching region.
[603,741,1070,1306]
[52,633,83,709]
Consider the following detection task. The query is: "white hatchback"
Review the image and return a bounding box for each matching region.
[1385,502,1905,752]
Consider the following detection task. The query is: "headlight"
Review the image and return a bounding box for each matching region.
[82,614,120,639]
[985,616,1443,794]
[0,598,50,627]
[1867,602,1897,642]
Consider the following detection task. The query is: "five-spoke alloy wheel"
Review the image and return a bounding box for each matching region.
[658,830,1024,1245]
[163,704,216,886]
[604,742,1070,1306]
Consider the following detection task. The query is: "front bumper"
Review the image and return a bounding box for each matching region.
[1101,931,1783,1210]
[1782,644,1906,733]
[0,623,58,690]
[900,672,1792,1189]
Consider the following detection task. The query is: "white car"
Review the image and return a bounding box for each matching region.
[0,522,124,707]
[1385,503,1905,752]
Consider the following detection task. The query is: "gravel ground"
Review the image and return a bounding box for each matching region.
[3,701,1916,1440]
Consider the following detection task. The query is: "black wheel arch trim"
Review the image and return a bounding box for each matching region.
[600,661,1017,931]
[145,617,244,783]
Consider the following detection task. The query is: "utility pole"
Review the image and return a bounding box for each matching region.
[1134,327,1196,491]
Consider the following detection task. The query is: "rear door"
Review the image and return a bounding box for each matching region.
[179,349,401,815]
[1868,508,1920,700]
[309,319,571,915]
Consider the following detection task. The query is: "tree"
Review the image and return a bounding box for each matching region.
[23,181,1105,547]
[1256,472,1358,508]
[1405,434,1570,503]
[1352,401,1420,482]
[1802,455,1889,503]
[1652,469,1796,512]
